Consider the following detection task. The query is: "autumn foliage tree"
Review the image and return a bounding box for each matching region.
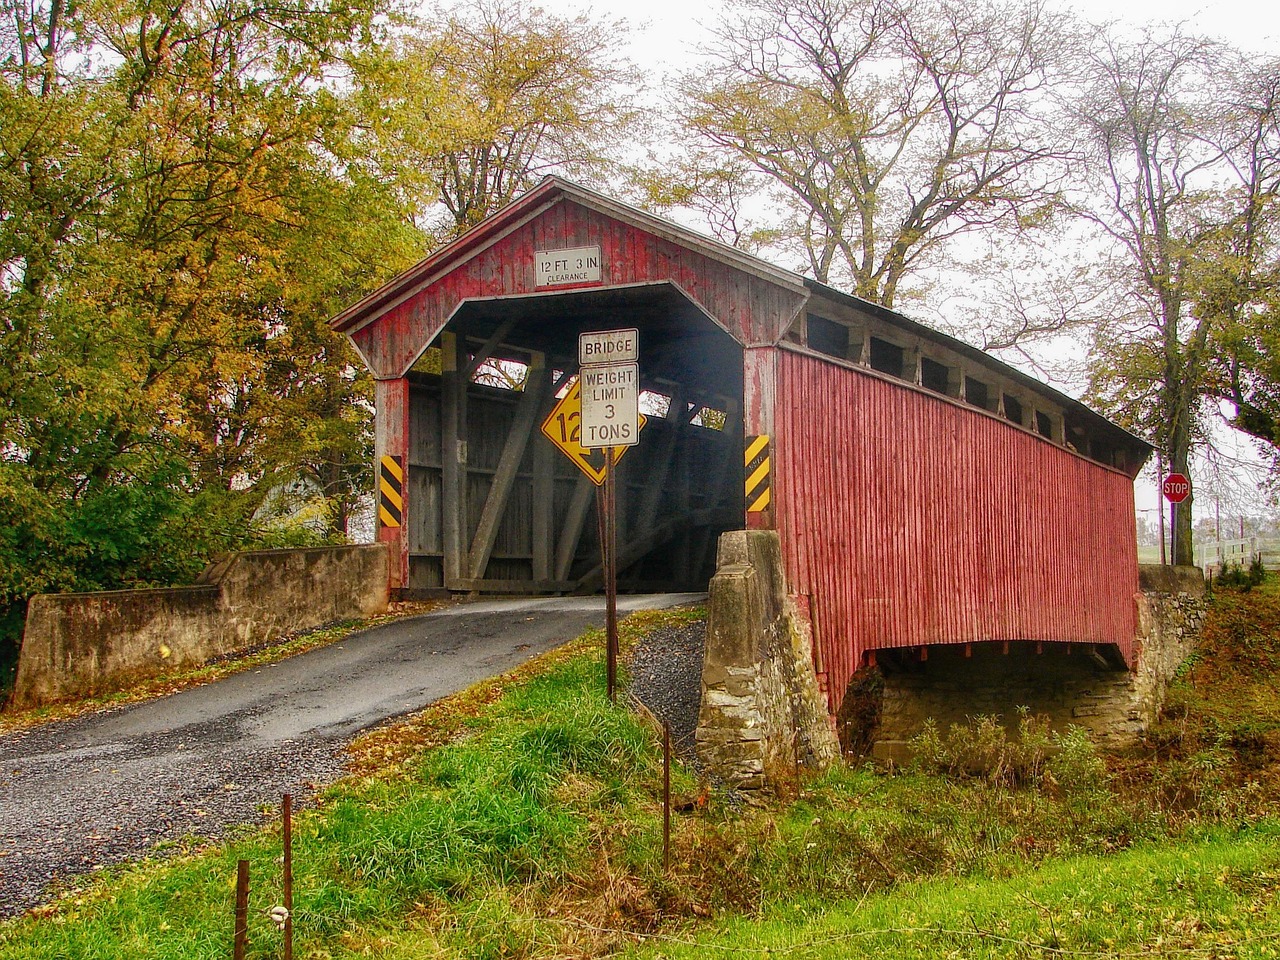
[0,0,425,676]
[343,0,636,240]
[0,0,639,687]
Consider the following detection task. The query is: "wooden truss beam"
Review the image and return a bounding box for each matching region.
[465,353,548,581]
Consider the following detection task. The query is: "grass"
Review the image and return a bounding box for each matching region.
[1123,575,1280,821]
[5,583,1280,958]
[622,824,1280,958]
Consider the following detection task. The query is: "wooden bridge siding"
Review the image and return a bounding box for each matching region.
[348,198,807,379]
[404,375,740,594]
[773,349,1140,709]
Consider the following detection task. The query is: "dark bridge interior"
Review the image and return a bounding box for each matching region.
[401,283,745,595]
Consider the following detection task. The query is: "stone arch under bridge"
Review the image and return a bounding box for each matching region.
[331,177,1153,719]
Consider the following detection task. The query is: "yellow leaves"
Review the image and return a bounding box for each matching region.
[344,1,633,233]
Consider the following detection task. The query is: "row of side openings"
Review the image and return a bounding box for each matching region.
[800,312,1126,471]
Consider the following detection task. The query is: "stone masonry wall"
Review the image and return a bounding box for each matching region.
[695,530,840,792]
[864,564,1206,758]
[10,544,389,709]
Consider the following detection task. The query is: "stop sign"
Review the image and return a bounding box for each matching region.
[1162,473,1191,504]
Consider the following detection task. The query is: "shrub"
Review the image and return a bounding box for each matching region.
[1248,554,1267,588]
[1047,726,1109,798]
[1217,557,1267,591]
[909,711,1106,796]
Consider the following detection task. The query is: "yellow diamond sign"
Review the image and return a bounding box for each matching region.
[541,378,646,486]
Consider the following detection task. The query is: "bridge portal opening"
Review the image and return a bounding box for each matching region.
[400,283,745,596]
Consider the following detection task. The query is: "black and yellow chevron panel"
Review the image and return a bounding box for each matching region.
[379,455,404,528]
[744,434,771,514]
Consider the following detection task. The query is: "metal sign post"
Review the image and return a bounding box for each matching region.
[604,449,618,702]
[577,328,640,703]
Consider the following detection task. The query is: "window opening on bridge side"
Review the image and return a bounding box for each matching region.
[964,376,991,411]
[1090,438,1116,467]
[640,390,671,417]
[920,357,950,394]
[472,357,529,390]
[869,337,905,378]
[690,405,728,430]
[1065,420,1085,453]
[1035,410,1053,438]
[1002,394,1024,426]
[806,314,850,360]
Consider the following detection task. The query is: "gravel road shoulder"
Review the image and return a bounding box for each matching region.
[627,617,707,762]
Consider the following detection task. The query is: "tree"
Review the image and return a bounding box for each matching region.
[670,0,1073,307]
[0,0,428,684]
[1076,30,1280,564]
[343,0,636,239]
[1197,63,1280,453]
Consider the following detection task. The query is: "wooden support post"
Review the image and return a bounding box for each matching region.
[374,377,411,592]
[467,354,546,580]
[232,860,249,960]
[532,367,556,584]
[282,794,293,960]
[671,407,694,584]
[440,332,468,585]
[691,398,741,579]
[636,388,683,531]
[662,720,671,874]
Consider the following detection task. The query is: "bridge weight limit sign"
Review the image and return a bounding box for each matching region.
[579,329,639,703]
[578,328,641,450]
[541,328,643,701]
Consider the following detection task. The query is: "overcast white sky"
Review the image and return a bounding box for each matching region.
[551,0,1280,74]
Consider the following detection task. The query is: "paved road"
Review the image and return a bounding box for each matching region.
[0,594,702,916]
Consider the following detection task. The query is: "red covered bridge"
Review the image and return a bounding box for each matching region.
[330,177,1151,713]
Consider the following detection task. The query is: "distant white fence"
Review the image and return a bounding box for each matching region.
[1197,537,1279,575]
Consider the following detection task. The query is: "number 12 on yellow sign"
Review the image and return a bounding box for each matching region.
[540,379,647,486]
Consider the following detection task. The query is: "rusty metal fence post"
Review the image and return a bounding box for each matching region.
[662,720,671,873]
[232,859,249,960]
[283,794,294,960]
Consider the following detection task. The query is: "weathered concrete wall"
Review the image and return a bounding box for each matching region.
[695,530,840,792]
[861,564,1206,758]
[11,545,388,709]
